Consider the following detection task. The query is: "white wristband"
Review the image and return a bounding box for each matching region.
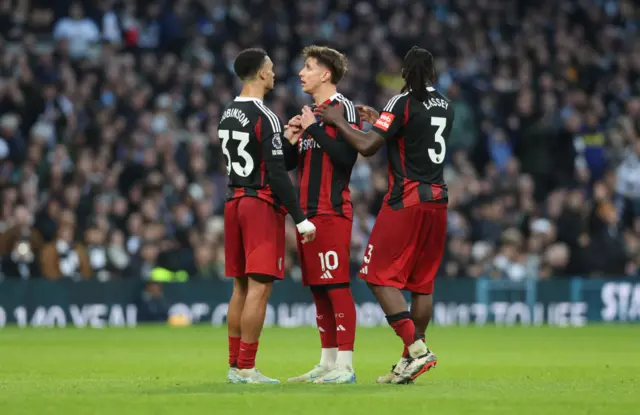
[296,219,315,234]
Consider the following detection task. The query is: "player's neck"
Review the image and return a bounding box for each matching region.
[312,85,337,105]
[239,83,265,101]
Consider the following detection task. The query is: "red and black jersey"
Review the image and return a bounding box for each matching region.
[293,93,361,220]
[370,88,454,210]
[218,97,306,223]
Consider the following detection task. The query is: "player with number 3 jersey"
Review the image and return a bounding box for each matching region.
[317,46,454,384]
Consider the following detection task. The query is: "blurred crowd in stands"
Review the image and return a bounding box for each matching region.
[0,0,639,283]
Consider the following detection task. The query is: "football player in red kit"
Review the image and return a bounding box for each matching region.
[220,48,316,384]
[283,46,361,384]
[317,46,454,384]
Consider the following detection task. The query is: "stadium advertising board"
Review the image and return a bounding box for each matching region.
[0,279,638,328]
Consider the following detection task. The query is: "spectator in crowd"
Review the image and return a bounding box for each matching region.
[0,0,638,284]
[40,222,92,280]
[0,204,42,278]
[52,2,100,60]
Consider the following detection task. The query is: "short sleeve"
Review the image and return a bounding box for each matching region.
[370,94,407,140]
[257,107,285,162]
[342,99,361,129]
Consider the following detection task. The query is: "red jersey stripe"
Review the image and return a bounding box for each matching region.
[431,184,443,200]
[299,147,311,212]
[255,116,265,187]
[318,152,334,213]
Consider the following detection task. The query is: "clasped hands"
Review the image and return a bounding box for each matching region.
[284,104,380,145]
[283,106,317,145]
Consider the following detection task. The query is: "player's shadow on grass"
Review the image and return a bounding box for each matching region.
[143,382,425,395]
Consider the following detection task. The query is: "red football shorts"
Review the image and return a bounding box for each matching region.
[224,197,286,279]
[296,215,352,286]
[359,202,447,294]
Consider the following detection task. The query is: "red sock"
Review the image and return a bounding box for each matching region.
[311,289,337,348]
[228,336,240,367]
[237,341,259,369]
[386,312,416,347]
[327,287,356,351]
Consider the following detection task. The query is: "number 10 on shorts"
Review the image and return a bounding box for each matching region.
[318,251,339,271]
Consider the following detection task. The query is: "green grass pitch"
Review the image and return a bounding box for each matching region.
[0,325,637,414]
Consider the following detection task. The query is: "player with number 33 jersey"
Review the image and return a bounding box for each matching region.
[218,48,316,385]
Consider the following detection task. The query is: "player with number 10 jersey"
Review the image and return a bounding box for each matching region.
[284,46,360,385]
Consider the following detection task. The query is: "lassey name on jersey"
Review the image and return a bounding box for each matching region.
[374,112,395,131]
[423,97,449,111]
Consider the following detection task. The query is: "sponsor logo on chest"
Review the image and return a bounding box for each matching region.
[299,135,321,152]
[298,125,337,153]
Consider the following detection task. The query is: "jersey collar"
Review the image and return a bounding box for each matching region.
[327,92,341,103]
[315,92,342,106]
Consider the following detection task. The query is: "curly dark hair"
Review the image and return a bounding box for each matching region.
[401,46,437,101]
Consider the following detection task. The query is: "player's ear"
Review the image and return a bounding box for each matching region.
[322,70,331,83]
[257,67,266,81]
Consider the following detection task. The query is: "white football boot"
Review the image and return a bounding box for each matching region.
[288,348,337,383]
[226,367,242,383]
[312,365,356,384]
[313,350,356,384]
[287,364,333,383]
[392,341,437,384]
[233,368,280,384]
[376,356,412,384]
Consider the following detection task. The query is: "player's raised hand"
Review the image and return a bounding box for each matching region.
[288,115,302,128]
[286,115,304,144]
[300,106,317,130]
[296,219,316,244]
[315,102,344,125]
[284,124,303,145]
[355,105,379,124]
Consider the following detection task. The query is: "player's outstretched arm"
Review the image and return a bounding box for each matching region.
[261,132,316,243]
[317,103,384,157]
[282,126,299,171]
[300,106,357,168]
[355,105,380,124]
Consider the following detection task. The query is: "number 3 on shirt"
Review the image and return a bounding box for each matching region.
[363,244,374,264]
[219,129,254,177]
[429,117,447,164]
